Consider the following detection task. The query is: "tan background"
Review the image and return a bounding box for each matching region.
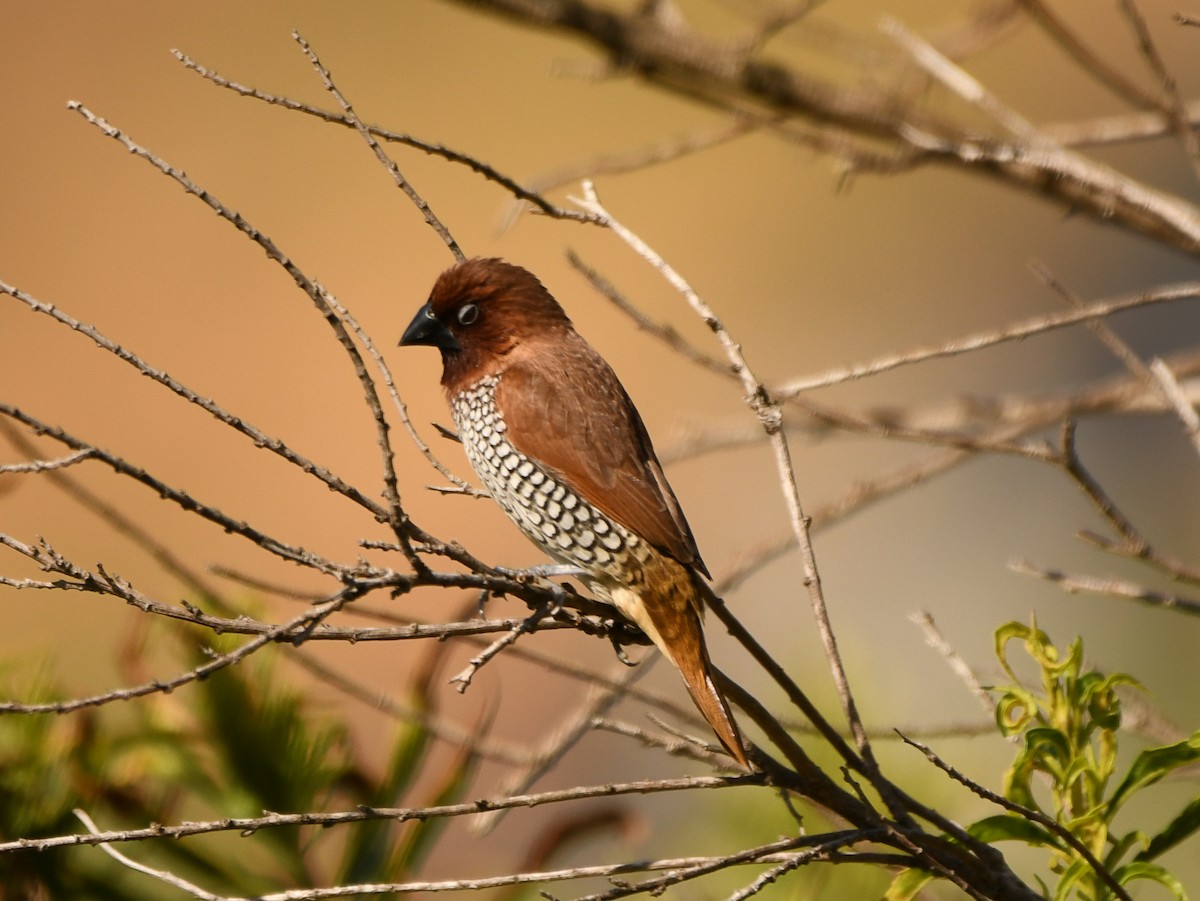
[3,0,1199,890]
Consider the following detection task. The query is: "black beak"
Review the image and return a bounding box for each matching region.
[400,302,460,351]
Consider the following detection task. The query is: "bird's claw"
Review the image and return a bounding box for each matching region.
[496,564,586,582]
[608,628,638,666]
[494,564,583,617]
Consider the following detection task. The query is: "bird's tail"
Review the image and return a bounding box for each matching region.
[611,559,749,769]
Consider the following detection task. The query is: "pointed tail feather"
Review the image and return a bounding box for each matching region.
[670,624,749,768]
[610,562,750,768]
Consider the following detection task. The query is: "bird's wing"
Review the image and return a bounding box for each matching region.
[494,335,708,576]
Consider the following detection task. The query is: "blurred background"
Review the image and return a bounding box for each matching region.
[2,0,1199,896]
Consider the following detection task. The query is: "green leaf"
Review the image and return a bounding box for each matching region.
[1112,860,1188,900]
[967,814,1063,849]
[996,621,1043,683]
[1052,857,1091,901]
[995,687,1040,736]
[1023,727,1073,778]
[1037,634,1081,682]
[1137,795,1200,862]
[1105,830,1144,870]
[1106,734,1200,817]
[884,867,935,901]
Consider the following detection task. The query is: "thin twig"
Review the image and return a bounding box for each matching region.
[0,407,339,574]
[0,580,355,714]
[1117,0,1200,180]
[1030,261,1155,383]
[320,286,472,490]
[910,612,995,717]
[1016,0,1158,109]
[0,419,227,606]
[1149,357,1200,457]
[172,48,599,225]
[448,602,551,692]
[287,649,535,766]
[1078,530,1200,586]
[294,31,465,262]
[1058,420,1146,552]
[567,250,733,379]
[473,658,653,836]
[74,810,221,901]
[0,448,96,474]
[573,831,873,901]
[774,282,1200,397]
[64,102,419,565]
[0,774,756,853]
[1012,560,1200,616]
[0,277,387,522]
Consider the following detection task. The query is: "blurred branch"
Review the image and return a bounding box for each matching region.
[1012,560,1200,616]
[294,30,467,262]
[444,0,1200,252]
[775,282,1200,397]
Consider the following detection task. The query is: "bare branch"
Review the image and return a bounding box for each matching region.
[0,408,340,573]
[1016,0,1159,108]
[293,31,465,263]
[1149,357,1200,457]
[441,0,1200,251]
[0,774,757,853]
[473,657,654,835]
[1012,559,1200,616]
[0,278,387,522]
[774,282,1200,397]
[0,448,96,474]
[0,573,355,714]
[910,611,995,718]
[1117,0,1200,178]
[65,101,418,562]
[171,49,600,224]
[320,280,472,490]
[74,810,221,901]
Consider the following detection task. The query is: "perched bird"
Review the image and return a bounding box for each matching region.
[400,258,748,768]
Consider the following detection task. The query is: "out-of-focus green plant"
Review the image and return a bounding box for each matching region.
[0,620,477,899]
[890,620,1200,901]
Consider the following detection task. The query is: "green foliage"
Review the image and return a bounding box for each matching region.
[0,626,475,899]
[889,620,1199,901]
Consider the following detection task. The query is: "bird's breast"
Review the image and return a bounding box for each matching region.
[451,376,652,582]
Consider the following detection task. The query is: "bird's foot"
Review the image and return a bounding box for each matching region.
[493,564,584,617]
[495,564,587,582]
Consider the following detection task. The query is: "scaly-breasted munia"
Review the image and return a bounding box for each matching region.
[400,258,748,768]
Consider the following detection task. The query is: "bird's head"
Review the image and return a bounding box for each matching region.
[400,258,572,388]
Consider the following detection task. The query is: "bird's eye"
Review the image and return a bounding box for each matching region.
[457,303,479,326]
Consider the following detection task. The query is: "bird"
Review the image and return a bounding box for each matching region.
[400,257,749,769]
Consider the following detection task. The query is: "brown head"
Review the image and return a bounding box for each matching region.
[400,258,573,392]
